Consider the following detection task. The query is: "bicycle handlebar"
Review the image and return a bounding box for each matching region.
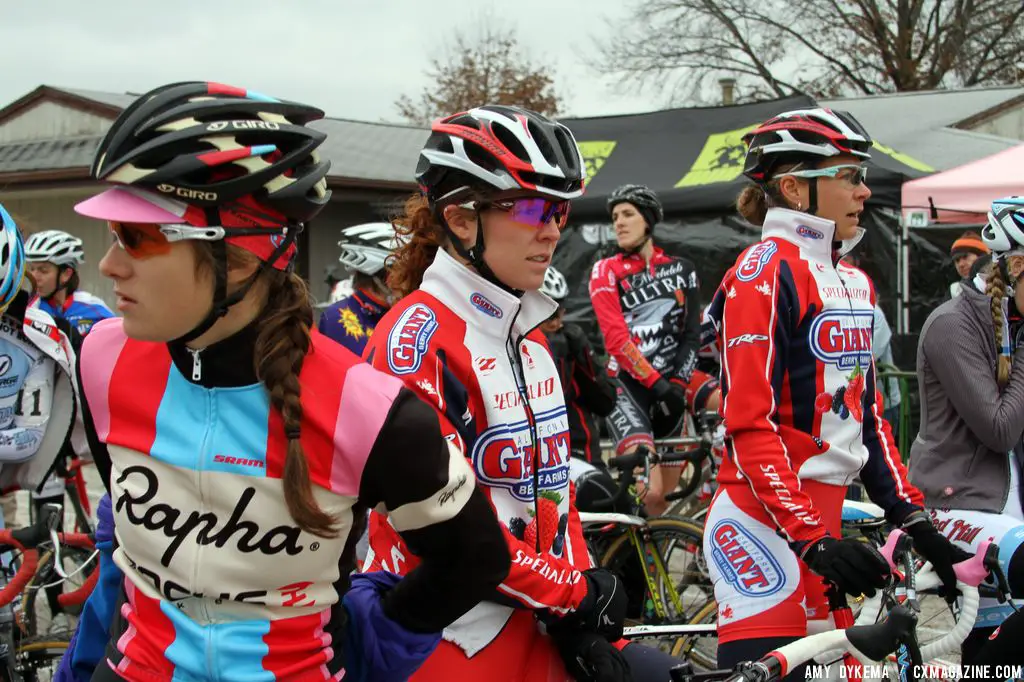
[0,504,96,608]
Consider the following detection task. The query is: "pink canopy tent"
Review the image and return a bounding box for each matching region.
[902,143,1024,225]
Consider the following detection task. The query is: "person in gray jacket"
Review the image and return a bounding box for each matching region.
[912,196,1024,663]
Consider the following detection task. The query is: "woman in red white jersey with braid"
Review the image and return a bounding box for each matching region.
[702,108,968,679]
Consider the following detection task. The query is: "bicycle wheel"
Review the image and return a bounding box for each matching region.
[670,598,718,670]
[16,631,70,682]
[598,516,712,628]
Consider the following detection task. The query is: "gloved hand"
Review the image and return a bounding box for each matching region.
[563,323,588,359]
[546,568,628,640]
[551,631,633,682]
[651,378,687,416]
[900,511,972,602]
[342,572,442,682]
[801,535,890,598]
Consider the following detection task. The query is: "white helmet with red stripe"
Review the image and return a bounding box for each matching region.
[742,108,872,182]
[415,105,586,202]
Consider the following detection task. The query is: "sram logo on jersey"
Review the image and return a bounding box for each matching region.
[809,310,873,369]
[709,521,785,597]
[472,408,571,501]
[470,293,503,319]
[736,242,777,282]
[387,304,439,375]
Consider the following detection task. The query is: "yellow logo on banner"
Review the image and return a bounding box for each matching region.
[676,123,758,187]
[577,141,618,183]
[871,141,934,173]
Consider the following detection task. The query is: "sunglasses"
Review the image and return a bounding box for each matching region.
[780,164,868,187]
[109,222,282,259]
[458,197,571,230]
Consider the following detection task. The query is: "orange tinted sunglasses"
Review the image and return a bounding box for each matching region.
[109,222,229,259]
[109,222,173,259]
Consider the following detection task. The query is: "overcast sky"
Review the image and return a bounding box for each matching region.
[2,0,671,123]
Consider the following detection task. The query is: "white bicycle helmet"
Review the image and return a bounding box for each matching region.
[540,266,569,301]
[338,223,402,276]
[983,196,1024,255]
[25,230,85,267]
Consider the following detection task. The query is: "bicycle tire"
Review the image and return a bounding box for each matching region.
[17,632,70,682]
[670,598,718,670]
[597,516,712,626]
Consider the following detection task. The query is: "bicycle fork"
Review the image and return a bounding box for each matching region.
[629,527,687,621]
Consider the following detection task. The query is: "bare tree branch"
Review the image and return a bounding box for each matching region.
[591,0,1024,104]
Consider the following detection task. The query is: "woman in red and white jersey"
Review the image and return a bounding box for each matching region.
[363,105,679,682]
[703,108,967,678]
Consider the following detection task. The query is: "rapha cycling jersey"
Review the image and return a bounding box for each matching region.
[317,288,388,356]
[32,290,114,336]
[589,247,702,388]
[706,208,922,550]
[363,248,592,658]
[77,318,505,682]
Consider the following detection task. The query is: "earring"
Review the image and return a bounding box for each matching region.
[797,202,803,211]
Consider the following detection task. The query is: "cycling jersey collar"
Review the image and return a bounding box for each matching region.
[760,208,865,263]
[420,248,558,340]
[167,319,260,388]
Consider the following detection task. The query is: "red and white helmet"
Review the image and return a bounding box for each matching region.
[415,105,586,202]
[742,108,872,182]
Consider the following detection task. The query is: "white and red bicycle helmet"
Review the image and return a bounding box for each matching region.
[742,108,872,182]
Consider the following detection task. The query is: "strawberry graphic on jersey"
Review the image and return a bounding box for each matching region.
[844,365,866,422]
[524,491,563,552]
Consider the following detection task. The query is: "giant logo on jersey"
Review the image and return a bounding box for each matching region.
[387,304,439,375]
[471,407,571,501]
[710,521,785,597]
[735,242,777,282]
[809,310,873,370]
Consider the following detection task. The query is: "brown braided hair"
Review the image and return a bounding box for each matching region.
[193,243,339,538]
[985,261,1012,388]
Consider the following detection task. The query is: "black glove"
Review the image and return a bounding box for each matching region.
[551,631,633,682]
[651,378,687,416]
[564,323,588,359]
[802,535,890,598]
[901,511,972,602]
[546,568,628,640]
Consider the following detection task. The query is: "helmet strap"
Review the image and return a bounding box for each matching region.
[172,218,300,345]
[807,178,820,217]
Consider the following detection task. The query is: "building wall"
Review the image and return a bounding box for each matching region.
[967,106,1024,140]
[0,102,113,143]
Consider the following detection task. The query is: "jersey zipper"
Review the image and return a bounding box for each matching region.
[505,308,543,553]
[189,348,203,382]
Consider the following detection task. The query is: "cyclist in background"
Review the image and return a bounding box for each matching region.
[948,230,990,299]
[911,196,1024,663]
[318,222,401,356]
[539,266,617,466]
[705,107,966,679]
[589,184,721,516]
[26,230,114,336]
[54,80,509,682]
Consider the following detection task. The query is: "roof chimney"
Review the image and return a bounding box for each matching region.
[719,77,737,105]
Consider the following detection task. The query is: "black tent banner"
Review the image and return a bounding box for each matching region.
[551,96,940,363]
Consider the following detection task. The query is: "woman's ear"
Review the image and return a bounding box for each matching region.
[441,204,477,245]
[776,175,805,209]
[1009,255,1024,280]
